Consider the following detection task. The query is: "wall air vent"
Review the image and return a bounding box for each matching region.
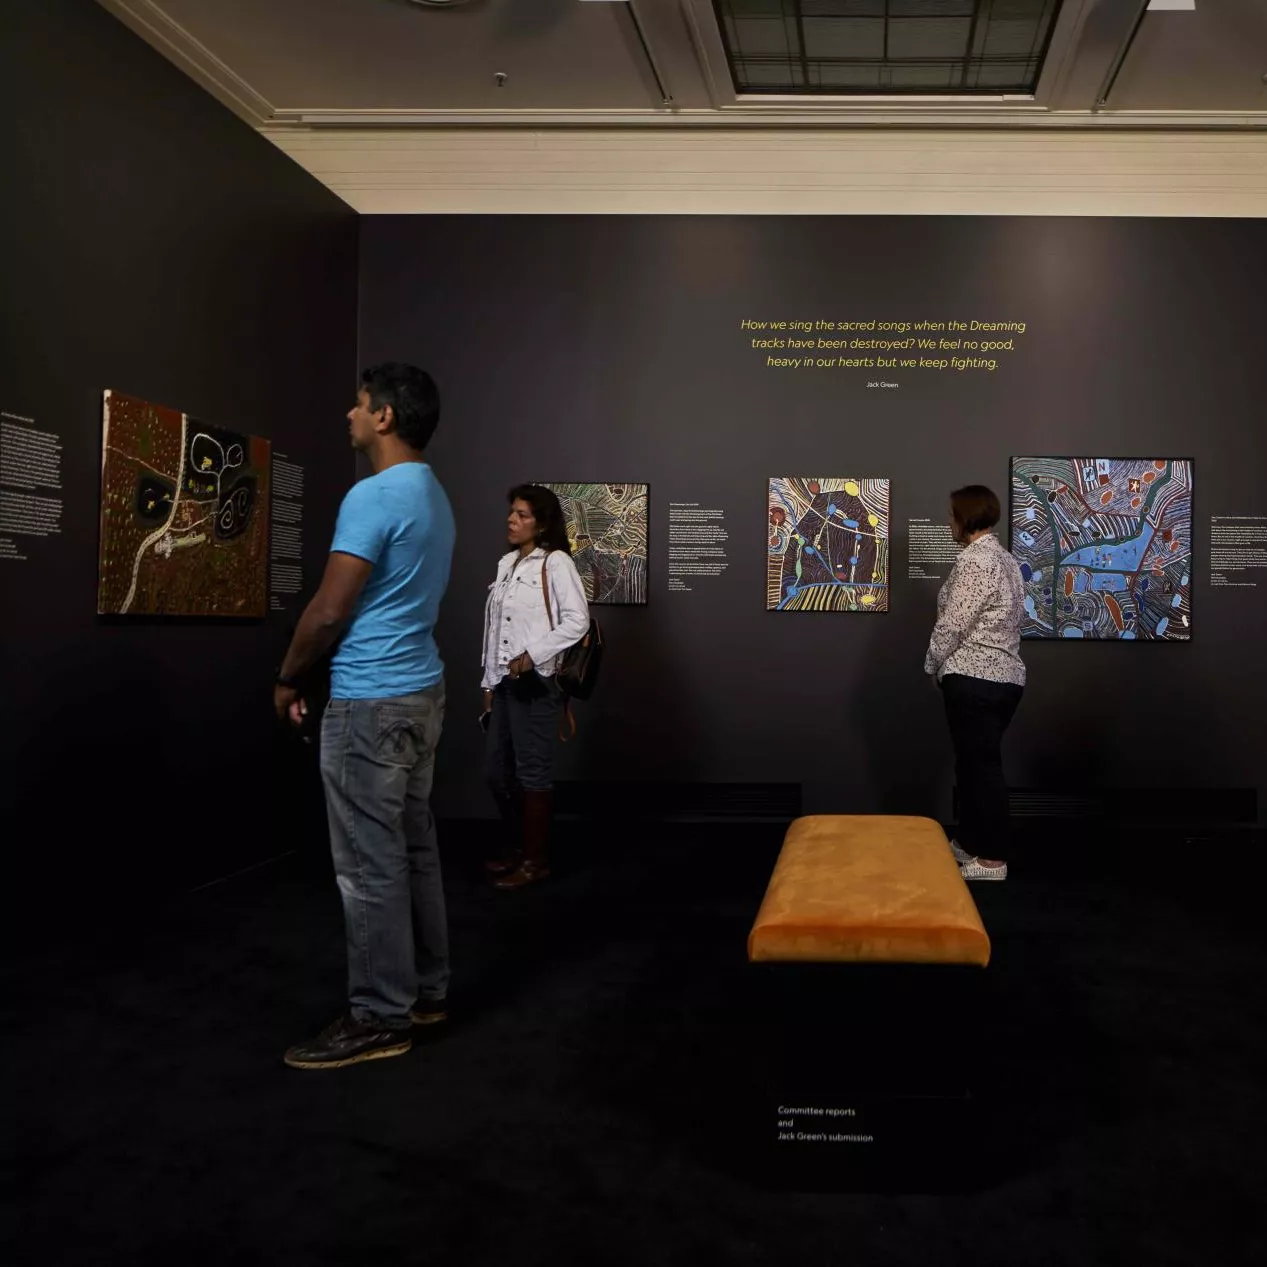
[714,0,1063,96]
[954,787,1258,825]
[555,781,803,821]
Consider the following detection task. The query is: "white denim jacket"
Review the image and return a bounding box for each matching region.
[481,547,590,689]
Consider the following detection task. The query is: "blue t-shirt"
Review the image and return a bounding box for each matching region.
[329,462,455,700]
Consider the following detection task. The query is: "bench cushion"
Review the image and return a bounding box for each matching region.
[747,815,990,967]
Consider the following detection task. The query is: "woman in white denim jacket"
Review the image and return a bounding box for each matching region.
[480,484,590,888]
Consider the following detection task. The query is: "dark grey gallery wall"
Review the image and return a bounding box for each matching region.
[0,0,358,897]
[359,216,1267,825]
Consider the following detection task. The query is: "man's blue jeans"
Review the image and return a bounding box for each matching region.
[320,684,449,1029]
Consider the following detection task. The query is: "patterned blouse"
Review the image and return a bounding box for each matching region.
[924,532,1027,687]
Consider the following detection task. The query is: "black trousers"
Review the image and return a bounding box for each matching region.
[941,673,1023,859]
[485,673,563,794]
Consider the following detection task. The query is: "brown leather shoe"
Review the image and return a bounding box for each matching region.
[493,859,551,890]
[483,854,520,876]
[494,789,552,888]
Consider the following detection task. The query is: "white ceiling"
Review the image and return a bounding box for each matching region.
[139,0,660,112]
[95,1,1267,214]
[1115,2,1267,111]
[99,0,1267,122]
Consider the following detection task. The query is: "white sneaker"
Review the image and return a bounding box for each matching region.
[948,838,974,864]
[960,858,1007,882]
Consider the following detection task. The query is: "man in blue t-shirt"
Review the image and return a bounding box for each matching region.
[274,362,456,1070]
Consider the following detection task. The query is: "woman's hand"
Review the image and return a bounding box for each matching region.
[508,652,534,679]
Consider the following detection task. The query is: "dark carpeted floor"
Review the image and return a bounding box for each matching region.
[4,822,1265,1266]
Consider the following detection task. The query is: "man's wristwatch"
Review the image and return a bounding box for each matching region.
[276,672,299,689]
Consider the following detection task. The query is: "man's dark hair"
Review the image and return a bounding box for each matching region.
[950,484,1002,536]
[508,484,572,555]
[361,362,440,451]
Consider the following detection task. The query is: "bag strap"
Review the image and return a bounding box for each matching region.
[540,553,554,629]
[540,552,580,742]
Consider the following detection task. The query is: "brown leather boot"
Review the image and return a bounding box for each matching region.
[483,788,521,875]
[494,788,552,889]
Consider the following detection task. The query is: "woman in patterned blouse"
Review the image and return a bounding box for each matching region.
[924,485,1026,881]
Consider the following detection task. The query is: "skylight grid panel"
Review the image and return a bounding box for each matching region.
[885,63,965,89]
[801,0,887,15]
[979,18,1052,58]
[887,17,974,60]
[714,0,1063,95]
[730,15,800,57]
[803,16,886,59]
[888,0,976,16]
[734,58,806,87]
[971,59,1040,88]
[726,0,787,16]
[808,61,884,88]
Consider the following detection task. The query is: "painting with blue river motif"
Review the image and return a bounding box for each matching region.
[1010,457,1192,641]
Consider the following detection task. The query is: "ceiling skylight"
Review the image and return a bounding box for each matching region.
[714,0,1064,96]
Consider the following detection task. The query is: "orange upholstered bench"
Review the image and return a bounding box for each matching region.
[748,814,990,967]
[745,815,992,1189]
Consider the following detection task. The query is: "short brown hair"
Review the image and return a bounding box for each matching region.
[950,485,1001,536]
